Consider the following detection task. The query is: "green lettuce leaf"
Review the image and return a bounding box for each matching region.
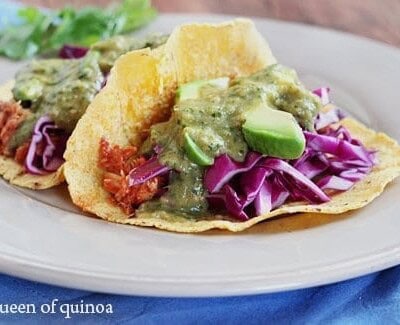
[0,0,157,60]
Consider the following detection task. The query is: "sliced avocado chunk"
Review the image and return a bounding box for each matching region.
[176,77,230,101]
[242,104,306,159]
[183,132,214,166]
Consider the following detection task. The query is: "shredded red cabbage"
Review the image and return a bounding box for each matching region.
[204,152,263,193]
[25,116,67,175]
[304,131,374,164]
[101,73,109,88]
[261,158,330,202]
[313,87,330,105]
[254,181,272,215]
[313,87,349,130]
[205,106,376,221]
[315,106,347,130]
[270,176,290,210]
[59,45,89,59]
[128,156,172,186]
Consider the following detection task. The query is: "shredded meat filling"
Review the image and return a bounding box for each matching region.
[0,101,28,156]
[14,141,30,165]
[99,138,165,215]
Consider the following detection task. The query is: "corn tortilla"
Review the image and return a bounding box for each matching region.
[64,19,400,232]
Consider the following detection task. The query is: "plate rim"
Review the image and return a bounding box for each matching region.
[0,231,400,296]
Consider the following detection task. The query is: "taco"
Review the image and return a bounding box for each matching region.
[64,19,400,232]
[0,33,168,189]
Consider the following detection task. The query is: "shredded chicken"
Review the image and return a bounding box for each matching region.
[14,141,30,165]
[99,138,165,215]
[0,101,28,156]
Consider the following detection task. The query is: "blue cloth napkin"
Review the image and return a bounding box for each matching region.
[0,1,399,323]
[1,269,400,323]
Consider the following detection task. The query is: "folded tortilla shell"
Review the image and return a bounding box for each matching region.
[64,19,400,232]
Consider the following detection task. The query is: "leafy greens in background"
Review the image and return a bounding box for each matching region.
[0,0,157,60]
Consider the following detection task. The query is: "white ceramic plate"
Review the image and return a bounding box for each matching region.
[0,14,400,297]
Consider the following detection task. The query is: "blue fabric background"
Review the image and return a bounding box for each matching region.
[1,270,400,323]
[0,1,399,323]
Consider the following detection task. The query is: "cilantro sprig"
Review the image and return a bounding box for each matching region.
[0,0,157,60]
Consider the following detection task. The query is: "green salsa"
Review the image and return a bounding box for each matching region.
[10,53,103,150]
[91,34,169,73]
[138,64,321,217]
[9,34,168,151]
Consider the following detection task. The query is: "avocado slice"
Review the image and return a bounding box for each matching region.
[176,77,229,101]
[183,132,214,166]
[242,104,306,159]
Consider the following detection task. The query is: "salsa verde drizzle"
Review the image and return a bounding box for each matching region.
[8,34,169,152]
